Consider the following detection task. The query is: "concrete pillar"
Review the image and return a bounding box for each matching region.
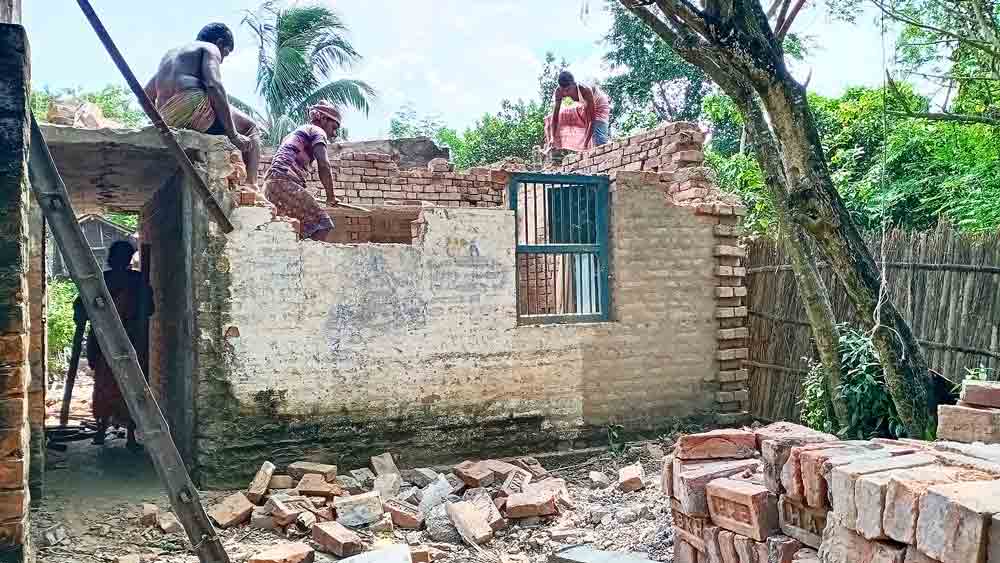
[0,1,19,24]
[0,22,33,562]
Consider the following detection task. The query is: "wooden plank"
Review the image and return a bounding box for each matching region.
[28,116,231,563]
[59,323,86,426]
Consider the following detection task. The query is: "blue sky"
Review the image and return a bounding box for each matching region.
[24,1,890,140]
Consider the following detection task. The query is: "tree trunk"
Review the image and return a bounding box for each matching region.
[756,76,935,438]
[741,98,848,430]
[0,0,20,23]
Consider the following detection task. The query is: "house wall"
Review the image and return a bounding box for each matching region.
[0,22,33,561]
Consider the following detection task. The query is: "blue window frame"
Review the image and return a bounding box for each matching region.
[508,173,610,324]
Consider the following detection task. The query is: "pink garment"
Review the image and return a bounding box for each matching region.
[266,124,329,187]
[544,84,611,152]
[590,86,611,123]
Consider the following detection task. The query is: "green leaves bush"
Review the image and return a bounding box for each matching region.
[800,324,906,439]
[47,279,79,378]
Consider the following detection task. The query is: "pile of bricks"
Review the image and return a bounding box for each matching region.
[667,420,1000,563]
[190,452,579,562]
[938,380,1000,444]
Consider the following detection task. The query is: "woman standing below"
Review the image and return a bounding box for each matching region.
[263,100,342,241]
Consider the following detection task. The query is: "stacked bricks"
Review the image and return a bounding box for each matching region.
[560,121,707,176]
[0,23,32,557]
[256,151,508,209]
[938,380,1000,444]
[669,421,1000,562]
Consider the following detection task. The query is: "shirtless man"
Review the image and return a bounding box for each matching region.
[144,23,261,186]
[548,70,612,149]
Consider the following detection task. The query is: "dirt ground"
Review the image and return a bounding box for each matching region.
[32,446,676,563]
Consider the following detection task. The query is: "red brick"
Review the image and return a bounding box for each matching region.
[312,521,362,557]
[208,492,254,528]
[916,480,1000,562]
[829,454,935,527]
[718,530,739,563]
[820,523,905,563]
[663,455,674,497]
[297,473,341,498]
[469,490,507,531]
[778,496,827,549]
[447,501,493,544]
[672,499,708,552]
[247,461,275,504]
[706,478,778,541]
[676,429,757,461]
[248,542,314,563]
[505,488,558,518]
[961,381,1000,408]
[453,460,495,488]
[675,538,700,563]
[287,461,337,482]
[937,404,1000,443]
[675,458,760,517]
[482,459,519,478]
[384,498,424,529]
[883,465,991,545]
[618,464,645,492]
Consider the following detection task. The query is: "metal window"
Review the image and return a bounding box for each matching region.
[509,173,610,324]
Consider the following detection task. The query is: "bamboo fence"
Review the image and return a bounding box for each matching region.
[747,225,1000,422]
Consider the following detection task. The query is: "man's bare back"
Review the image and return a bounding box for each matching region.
[145,23,260,185]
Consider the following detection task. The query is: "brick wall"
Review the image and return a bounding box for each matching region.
[26,206,43,502]
[0,23,32,560]
[257,151,508,209]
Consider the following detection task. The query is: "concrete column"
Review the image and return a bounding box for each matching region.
[0,1,19,24]
[0,22,33,562]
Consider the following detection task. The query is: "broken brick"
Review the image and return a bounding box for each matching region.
[499,468,532,498]
[505,488,558,518]
[618,464,645,492]
[335,491,384,527]
[269,475,297,490]
[706,478,778,541]
[446,501,493,544]
[251,507,278,530]
[371,452,400,477]
[675,429,758,460]
[733,534,758,563]
[297,473,342,498]
[767,534,802,563]
[207,492,254,528]
[287,462,337,482]
[248,542,314,563]
[139,504,158,527]
[384,499,424,529]
[469,490,507,531]
[157,512,182,534]
[759,425,836,494]
[268,496,311,526]
[312,522,365,557]
[482,459,519,478]
[819,523,905,563]
[512,457,548,479]
[454,461,495,488]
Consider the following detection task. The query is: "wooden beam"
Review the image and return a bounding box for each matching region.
[28,115,231,563]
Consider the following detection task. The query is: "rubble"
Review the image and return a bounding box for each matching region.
[374,473,402,500]
[157,511,183,534]
[371,453,400,477]
[336,492,385,527]
[248,542,315,563]
[249,462,277,504]
[288,462,338,482]
[589,471,611,489]
[270,475,298,491]
[351,468,378,489]
[313,521,364,557]
[385,499,425,529]
[618,464,645,492]
[139,504,158,527]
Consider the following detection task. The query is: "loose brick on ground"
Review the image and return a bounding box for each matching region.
[298,473,342,498]
[139,504,158,527]
[336,491,384,527]
[208,492,254,528]
[248,542,314,563]
[384,499,424,529]
[469,490,507,531]
[505,488,558,518]
[453,461,495,488]
[288,462,337,482]
[446,501,493,544]
[313,521,363,557]
[706,478,778,541]
[499,468,532,498]
[618,464,645,492]
[676,429,758,460]
[269,475,297,490]
[371,453,400,477]
[247,461,276,504]
[482,459,519,478]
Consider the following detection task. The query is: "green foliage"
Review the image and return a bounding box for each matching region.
[47,279,79,377]
[800,324,906,439]
[388,103,445,139]
[704,151,775,235]
[105,212,138,231]
[702,93,744,157]
[448,100,547,169]
[240,1,376,145]
[602,1,708,135]
[31,85,146,128]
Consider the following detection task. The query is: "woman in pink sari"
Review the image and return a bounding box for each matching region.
[263,101,342,241]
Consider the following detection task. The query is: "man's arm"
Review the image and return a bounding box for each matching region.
[549,93,564,148]
[200,46,245,149]
[580,86,597,149]
[313,143,337,204]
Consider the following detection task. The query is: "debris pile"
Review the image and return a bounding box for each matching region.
[938,380,1000,443]
[668,419,1000,563]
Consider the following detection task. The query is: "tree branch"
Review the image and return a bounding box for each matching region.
[870,0,999,57]
[890,110,1000,126]
[776,0,807,41]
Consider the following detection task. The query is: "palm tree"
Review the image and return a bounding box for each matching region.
[237,1,376,145]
